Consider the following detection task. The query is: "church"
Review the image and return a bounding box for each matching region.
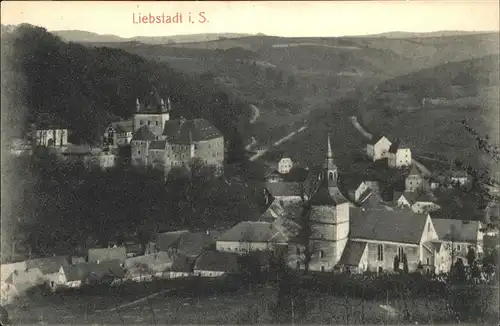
[130,91,225,177]
[217,135,450,274]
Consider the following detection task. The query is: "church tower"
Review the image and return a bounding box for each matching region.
[304,134,349,272]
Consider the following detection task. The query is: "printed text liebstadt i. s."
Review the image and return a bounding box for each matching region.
[132,12,208,24]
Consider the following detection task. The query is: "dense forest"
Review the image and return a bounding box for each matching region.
[1,24,252,148]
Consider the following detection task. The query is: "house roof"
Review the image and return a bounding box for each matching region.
[169,254,194,273]
[4,267,44,286]
[431,218,481,243]
[154,230,190,252]
[260,201,286,222]
[408,165,421,177]
[359,190,387,209]
[110,120,133,134]
[416,191,437,202]
[193,251,240,273]
[371,136,391,146]
[162,118,222,145]
[62,263,90,282]
[88,247,127,263]
[337,240,368,266]
[63,260,125,282]
[26,256,70,275]
[264,182,303,198]
[124,252,176,273]
[350,207,429,244]
[149,140,167,150]
[217,221,289,243]
[177,231,222,257]
[132,126,157,141]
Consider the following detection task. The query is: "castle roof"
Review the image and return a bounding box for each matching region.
[132,126,156,141]
[136,90,171,114]
[110,120,133,133]
[162,118,222,144]
[350,208,429,244]
[149,140,167,150]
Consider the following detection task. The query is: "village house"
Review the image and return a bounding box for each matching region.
[278,157,294,174]
[88,246,127,264]
[366,136,392,162]
[263,182,304,205]
[343,209,439,273]
[216,221,289,254]
[130,93,224,177]
[103,120,133,148]
[393,190,441,214]
[145,230,190,255]
[387,141,412,168]
[3,267,45,294]
[84,150,116,171]
[26,256,70,288]
[193,251,240,277]
[405,165,429,192]
[8,138,33,156]
[349,181,390,209]
[57,260,125,288]
[483,200,500,236]
[431,216,484,255]
[265,169,285,183]
[123,252,189,281]
[33,126,69,148]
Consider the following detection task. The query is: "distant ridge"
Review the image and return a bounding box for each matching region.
[51,30,254,44]
[352,30,498,38]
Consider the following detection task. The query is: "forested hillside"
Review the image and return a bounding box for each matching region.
[1,24,252,150]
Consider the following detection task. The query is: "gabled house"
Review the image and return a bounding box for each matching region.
[124,252,185,281]
[393,191,440,214]
[216,221,289,254]
[4,267,45,293]
[347,208,438,273]
[58,260,125,288]
[263,182,304,204]
[387,141,412,168]
[431,216,484,254]
[405,165,428,192]
[146,230,190,255]
[88,246,127,264]
[366,136,392,162]
[104,120,133,148]
[193,251,240,277]
[265,169,285,183]
[350,181,388,209]
[26,256,70,286]
[278,157,294,174]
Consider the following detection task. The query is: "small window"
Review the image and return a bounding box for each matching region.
[320,250,324,258]
[321,266,325,272]
[156,121,159,126]
[426,258,430,265]
[456,245,461,251]
[296,248,300,255]
[148,121,151,125]
[140,120,144,125]
[138,150,141,154]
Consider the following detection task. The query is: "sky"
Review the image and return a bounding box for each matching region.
[1,1,499,38]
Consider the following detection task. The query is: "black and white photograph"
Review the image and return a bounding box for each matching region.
[1,1,499,324]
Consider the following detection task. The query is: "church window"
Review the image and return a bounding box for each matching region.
[329,172,333,180]
[321,266,325,272]
[148,120,151,125]
[140,120,144,125]
[398,247,404,260]
[320,250,324,258]
[156,121,159,126]
[377,244,384,261]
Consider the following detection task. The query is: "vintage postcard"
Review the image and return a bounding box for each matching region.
[1,1,499,325]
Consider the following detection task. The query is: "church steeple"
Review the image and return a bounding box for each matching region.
[323,133,338,187]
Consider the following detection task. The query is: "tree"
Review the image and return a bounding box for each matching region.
[393,255,400,272]
[466,247,477,267]
[402,253,409,274]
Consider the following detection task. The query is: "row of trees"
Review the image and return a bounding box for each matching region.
[1,148,264,260]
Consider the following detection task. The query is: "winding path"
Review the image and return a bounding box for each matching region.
[249,104,260,124]
[249,125,308,162]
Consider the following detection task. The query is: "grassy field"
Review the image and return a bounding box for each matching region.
[7,283,457,325]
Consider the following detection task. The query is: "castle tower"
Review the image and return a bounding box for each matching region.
[305,134,349,272]
[132,91,171,137]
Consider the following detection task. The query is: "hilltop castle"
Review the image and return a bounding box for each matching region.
[130,91,224,176]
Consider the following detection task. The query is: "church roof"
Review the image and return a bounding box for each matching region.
[162,118,222,145]
[337,240,367,266]
[132,126,156,141]
[350,208,429,244]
